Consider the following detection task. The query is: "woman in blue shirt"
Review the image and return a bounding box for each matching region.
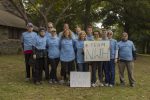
[75,31,88,71]
[59,29,75,84]
[47,28,60,83]
[32,27,47,85]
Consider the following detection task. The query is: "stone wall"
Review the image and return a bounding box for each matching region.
[0,40,22,55]
[0,26,23,55]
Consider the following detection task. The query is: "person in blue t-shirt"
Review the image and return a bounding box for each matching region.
[32,27,47,85]
[21,23,37,82]
[118,32,136,87]
[106,30,118,87]
[91,30,104,87]
[58,23,75,39]
[45,22,54,38]
[75,31,88,71]
[47,28,60,84]
[86,25,94,41]
[59,29,75,84]
[101,29,109,86]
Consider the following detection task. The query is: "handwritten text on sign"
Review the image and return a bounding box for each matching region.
[84,41,110,61]
[70,72,91,87]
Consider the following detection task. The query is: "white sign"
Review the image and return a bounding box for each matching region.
[84,41,110,61]
[70,72,91,87]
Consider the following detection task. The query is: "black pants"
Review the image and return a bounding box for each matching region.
[24,53,33,78]
[61,60,75,80]
[34,58,44,82]
[49,58,60,81]
[91,61,103,83]
[42,57,49,80]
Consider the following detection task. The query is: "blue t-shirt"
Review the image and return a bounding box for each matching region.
[86,34,94,41]
[60,38,75,62]
[75,39,85,63]
[47,36,60,59]
[118,40,136,61]
[45,31,51,39]
[110,39,118,59]
[21,31,37,51]
[34,35,47,50]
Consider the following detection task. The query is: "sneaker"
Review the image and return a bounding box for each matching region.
[99,83,104,87]
[105,83,109,87]
[52,79,58,84]
[91,83,96,87]
[35,82,41,85]
[130,84,135,87]
[109,84,114,87]
[49,79,53,84]
[25,78,30,82]
[59,80,65,84]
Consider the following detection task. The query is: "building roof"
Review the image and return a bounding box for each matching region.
[0,10,26,29]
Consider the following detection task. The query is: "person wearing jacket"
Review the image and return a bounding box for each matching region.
[32,27,47,85]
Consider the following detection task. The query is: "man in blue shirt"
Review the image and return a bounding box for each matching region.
[86,25,94,41]
[118,32,136,87]
[106,30,118,87]
[58,23,76,39]
[45,22,54,37]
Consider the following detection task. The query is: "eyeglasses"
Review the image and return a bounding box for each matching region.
[48,27,53,28]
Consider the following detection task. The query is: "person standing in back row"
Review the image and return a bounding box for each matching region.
[117,32,136,87]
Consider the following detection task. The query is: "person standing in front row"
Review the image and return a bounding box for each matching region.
[47,28,60,84]
[91,31,104,87]
[21,23,37,82]
[75,31,88,72]
[32,27,47,85]
[117,32,136,87]
[59,29,75,84]
[106,30,118,87]
[101,29,109,86]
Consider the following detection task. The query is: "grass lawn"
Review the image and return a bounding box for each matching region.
[0,55,150,100]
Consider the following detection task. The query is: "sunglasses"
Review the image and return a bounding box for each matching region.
[52,31,56,32]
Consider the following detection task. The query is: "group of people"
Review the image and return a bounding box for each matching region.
[21,22,136,87]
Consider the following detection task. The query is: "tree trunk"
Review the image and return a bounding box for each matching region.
[84,0,92,30]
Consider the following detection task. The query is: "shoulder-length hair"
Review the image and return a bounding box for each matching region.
[61,29,72,39]
[78,31,87,40]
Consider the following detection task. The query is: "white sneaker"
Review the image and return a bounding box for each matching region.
[109,84,114,87]
[105,83,109,87]
[91,83,96,87]
[59,80,65,84]
[99,83,104,87]
[49,79,53,84]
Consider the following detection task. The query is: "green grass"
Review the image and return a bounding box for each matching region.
[0,55,150,100]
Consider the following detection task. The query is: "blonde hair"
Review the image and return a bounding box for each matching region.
[78,31,86,40]
[62,29,72,39]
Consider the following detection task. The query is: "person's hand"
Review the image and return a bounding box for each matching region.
[33,54,36,59]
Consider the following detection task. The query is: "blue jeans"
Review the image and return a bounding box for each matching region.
[77,63,89,72]
[104,59,115,85]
